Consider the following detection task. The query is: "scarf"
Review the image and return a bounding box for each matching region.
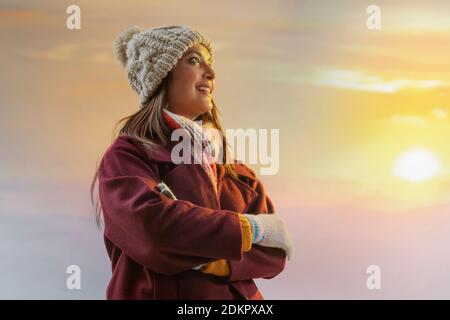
[162,109,218,194]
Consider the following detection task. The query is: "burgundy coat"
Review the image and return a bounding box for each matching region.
[97,135,286,300]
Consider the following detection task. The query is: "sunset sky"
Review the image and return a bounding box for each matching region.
[1,0,449,299]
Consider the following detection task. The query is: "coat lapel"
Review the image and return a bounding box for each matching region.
[218,164,258,213]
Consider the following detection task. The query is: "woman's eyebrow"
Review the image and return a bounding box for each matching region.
[187,50,212,64]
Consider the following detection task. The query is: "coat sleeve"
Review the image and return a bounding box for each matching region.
[97,139,244,276]
[227,166,287,282]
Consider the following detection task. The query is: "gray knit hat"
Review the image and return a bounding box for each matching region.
[112,24,214,108]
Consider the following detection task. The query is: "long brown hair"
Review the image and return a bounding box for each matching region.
[90,71,237,228]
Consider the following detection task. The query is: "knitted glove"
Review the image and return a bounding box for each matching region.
[244,213,293,260]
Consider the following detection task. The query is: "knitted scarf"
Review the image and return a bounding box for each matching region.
[162,109,218,194]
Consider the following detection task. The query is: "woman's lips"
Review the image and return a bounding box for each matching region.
[197,87,211,97]
[198,91,211,97]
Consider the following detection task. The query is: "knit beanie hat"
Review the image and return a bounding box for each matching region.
[112,24,214,108]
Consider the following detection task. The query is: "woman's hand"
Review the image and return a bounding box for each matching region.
[244,213,293,260]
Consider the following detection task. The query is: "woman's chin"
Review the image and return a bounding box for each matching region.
[188,105,211,120]
[200,102,213,113]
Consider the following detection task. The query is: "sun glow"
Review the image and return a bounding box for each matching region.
[393,148,442,182]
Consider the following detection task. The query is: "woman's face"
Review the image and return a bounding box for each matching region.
[166,44,216,120]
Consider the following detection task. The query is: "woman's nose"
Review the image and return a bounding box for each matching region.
[204,65,215,80]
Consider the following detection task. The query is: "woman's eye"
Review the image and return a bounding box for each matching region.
[189,56,212,68]
[189,57,200,64]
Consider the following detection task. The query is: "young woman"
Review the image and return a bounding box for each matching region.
[91,25,293,300]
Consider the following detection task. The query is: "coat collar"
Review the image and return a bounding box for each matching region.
[144,140,174,163]
[119,135,257,182]
[232,161,257,182]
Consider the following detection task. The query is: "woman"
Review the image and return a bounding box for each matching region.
[91,25,293,300]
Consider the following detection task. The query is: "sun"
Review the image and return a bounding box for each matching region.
[393,148,442,182]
